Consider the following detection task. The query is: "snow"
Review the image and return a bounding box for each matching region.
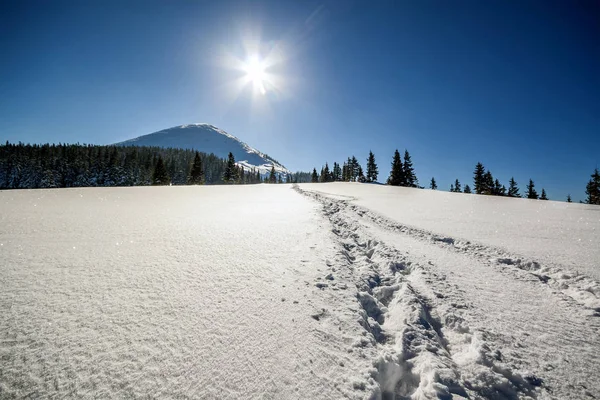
[115,124,289,175]
[1,183,599,399]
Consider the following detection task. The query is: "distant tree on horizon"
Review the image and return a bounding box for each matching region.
[453,179,461,193]
[507,177,520,197]
[187,151,204,185]
[473,163,486,194]
[223,152,237,183]
[430,177,437,190]
[269,165,276,183]
[152,155,170,185]
[311,168,318,183]
[526,179,538,199]
[366,151,378,182]
[567,194,572,203]
[388,150,404,186]
[403,150,417,187]
[463,184,472,194]
[585,168,600,205]
[540,188,548,200]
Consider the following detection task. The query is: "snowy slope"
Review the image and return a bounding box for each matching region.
[115,124,289,175]
[1,183,599,399]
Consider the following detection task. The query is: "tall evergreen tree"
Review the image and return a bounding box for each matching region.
[277,174,282,184]
[429,177,437,190]
[357,165,366,183]
[507,177,520,197]
[332,162,342,181]
[585,168,600,205]
[366,151,378,183]
[567,194,572,203]
[526,179,538,199]
[453,179,461,193]
[269,165,276,183]
[493,179,504,196]
[484,171,494,195]
[463,184,472,194]
[311,168,318,183]
[403,150,417,187]
[450,184,454,192]
[473,162,486,194]
[223,152,237,183]
[350,156,359,182]
[320,163,331,183]
[187,152,205,185]
[540,188,548,200]
[152,155,170,185]
[256,170,261,183]
[388,150,404,186]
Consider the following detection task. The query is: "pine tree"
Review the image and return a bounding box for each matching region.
[388,150,404,186]
[567,194,572,203]
[321,163,331,183]
[507,177,520,197]
[366,151,378,183]
[357,165,366,183]
[277,174,282,184]
[526,179,538,199]
[585,168,600,205]
[350,156,359,182]
[473,162,486,194]
[152,155,170,185]
[540,188,548,200]
[311,168,318,183]
[403,150,417,187]
[430,177,437,190]
[256,170,261,183]
[463,185,472,194]
[332,162,342,181]
[493,179,503,196]
[484,171,494,195]
[450,184,454,192]
[223,152,237,183]
[269,165,276,183]
[453,179,461,193]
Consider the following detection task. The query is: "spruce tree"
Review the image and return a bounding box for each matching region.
[507,177,520,197]
[332,162,342,181]
[493,179,503,196]
[526,179,538,199]
[403,150,417,187]
[350,156,359,181]
[450,184,454,192]
[430,177,437,190]
[256,170,261,183]
[223,152,237,183]
[388,150,404,186]
[269,165,276,183]
[454,179,461,193]
[366,151,378,183]
[484,171,494,195]
[567,194,572,203]
[464,184,472,194]
[540,188,548,200]
[473,162,486,194]
[277,174,282,184]
[152,155,170,185]
[357,165,366,183]
[585,168,600,205]
[322,163,331,183]
[311,168,318,183]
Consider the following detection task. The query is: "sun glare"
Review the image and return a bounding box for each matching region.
[244,56,267,95]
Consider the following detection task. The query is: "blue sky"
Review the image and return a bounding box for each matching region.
[1,0,598,200]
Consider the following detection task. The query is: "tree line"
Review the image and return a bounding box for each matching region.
[0,142,277,189]
[310,149,418,187]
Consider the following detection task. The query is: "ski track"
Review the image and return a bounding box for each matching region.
[295,185,600,400]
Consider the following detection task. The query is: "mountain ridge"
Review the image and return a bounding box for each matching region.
[115,123,289,175]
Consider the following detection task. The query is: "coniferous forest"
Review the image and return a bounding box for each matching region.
[1,141,599,204]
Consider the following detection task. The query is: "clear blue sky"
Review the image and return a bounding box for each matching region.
[1,0,598,200]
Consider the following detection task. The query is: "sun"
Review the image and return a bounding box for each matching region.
[243,56,267,95]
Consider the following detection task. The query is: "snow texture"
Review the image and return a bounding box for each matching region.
[115,124,289,175]
[1,183,599,399]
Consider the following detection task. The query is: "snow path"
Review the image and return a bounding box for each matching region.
[296,185,600,399]
[0,186,375,399]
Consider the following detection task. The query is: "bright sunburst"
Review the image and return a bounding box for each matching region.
[244,56,267,95]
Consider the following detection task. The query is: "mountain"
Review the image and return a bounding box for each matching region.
[115,124,289,175]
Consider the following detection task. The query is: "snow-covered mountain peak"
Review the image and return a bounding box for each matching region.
[115,124,289,175]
